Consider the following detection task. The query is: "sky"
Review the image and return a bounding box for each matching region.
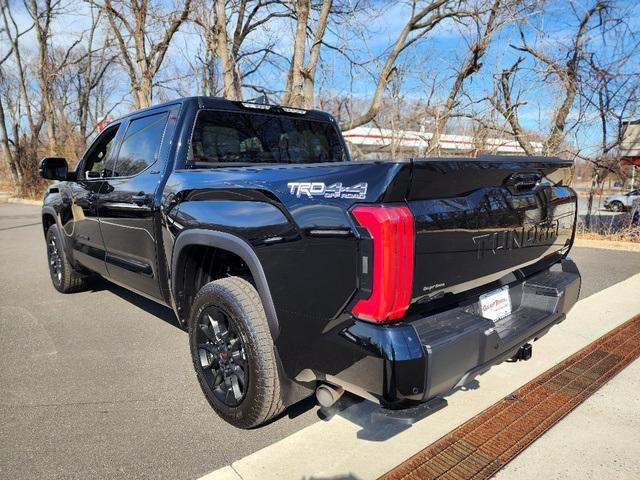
[3,0,640,156]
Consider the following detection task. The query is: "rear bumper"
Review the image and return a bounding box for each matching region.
[334,258,581,407]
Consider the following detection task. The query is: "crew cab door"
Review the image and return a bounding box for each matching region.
[68,123,122,275]
[97,109,172,300]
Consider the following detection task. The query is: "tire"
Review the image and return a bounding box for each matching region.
[610,201,625,212]
[45,224,88,293]
[189,276,284,428]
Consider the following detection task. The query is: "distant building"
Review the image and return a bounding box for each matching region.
[620,120,640,163]
[621,120,640,188]
[342,126,543,159]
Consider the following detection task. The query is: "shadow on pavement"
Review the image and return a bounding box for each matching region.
[313,378,483,443]
[306,475,361,480]
[87,275,182,330]
[316,393,411,442]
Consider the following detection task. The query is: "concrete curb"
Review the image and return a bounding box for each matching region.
[574,238,640,252]
[199,273,640,480]
[0,196,43,206]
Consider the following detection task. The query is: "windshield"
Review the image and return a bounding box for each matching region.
[189,109,346,167]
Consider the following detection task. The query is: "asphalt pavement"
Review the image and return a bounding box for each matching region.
[1,203,639,479]
[0,204,319,480]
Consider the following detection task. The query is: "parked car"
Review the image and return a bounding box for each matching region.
[604,189,640,212]
[38,96,581,428]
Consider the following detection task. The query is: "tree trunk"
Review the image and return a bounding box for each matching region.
[302,0,332,109]
[283,0,310,107]
[215,0,240,99]
[0,98,23,186]
[543,83,577,155]
[134,75,153,109]
[30,0,58,154]
[42,91,58,154]
[79,90,89,141]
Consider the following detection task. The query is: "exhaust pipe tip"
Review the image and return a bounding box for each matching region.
[316,384,344,408]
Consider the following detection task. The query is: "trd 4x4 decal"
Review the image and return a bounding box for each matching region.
[287,182,368,200]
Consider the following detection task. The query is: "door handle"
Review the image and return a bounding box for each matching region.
[131,193,147,206]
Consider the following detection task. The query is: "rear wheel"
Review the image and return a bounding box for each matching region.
[46,224,88,293]
[610,201,625,212]
[189,276,284,428]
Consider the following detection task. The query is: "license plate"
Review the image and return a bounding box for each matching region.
[479,286,512,321]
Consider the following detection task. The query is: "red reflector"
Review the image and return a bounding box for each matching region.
[351,205,414,323]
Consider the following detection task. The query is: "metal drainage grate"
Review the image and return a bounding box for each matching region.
[380,314,640,480]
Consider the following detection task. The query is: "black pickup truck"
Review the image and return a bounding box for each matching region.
[39,96,580,428]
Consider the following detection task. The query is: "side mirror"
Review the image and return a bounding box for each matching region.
[39,157,69,181]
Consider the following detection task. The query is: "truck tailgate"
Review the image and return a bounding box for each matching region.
[406,157,576,302]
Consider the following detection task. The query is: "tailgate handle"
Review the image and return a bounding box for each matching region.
[504,172,542,194]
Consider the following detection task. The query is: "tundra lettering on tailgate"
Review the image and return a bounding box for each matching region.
[472,220,560,259]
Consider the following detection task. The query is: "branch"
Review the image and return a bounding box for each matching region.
[150,0,192,77]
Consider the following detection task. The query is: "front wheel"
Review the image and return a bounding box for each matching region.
[46,224,88,293]
[189,276,284,428]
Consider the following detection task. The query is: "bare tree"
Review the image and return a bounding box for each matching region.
[0,56,23,186]
[339,0,466,131]
[425,0,515,154]
[94,0,192,108]
[1,0,640,203]
[280,0,338,109]
[579,20,640,228]
[490,56,535,155]
[495,1,609,156]
[0,2,34,187]
[193,0,290,100]
[214,0,240,99]
[73,6,116,140]
[25,0,81,154]
[300,0,332,108]
[282,0,311,107]
[2,2,38,140]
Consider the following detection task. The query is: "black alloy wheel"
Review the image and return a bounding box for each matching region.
[45,224,87,293]
[195,306,249,407]
[188,276,285,428]
[47,235,63,286]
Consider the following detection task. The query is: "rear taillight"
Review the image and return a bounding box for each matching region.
[351,205,414,323]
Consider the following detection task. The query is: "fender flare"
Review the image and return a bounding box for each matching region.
[42,205,60,240]
[42,204,76,264]
[171,229,280,340]
[42,205,58,231]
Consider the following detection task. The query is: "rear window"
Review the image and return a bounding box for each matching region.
[189,110,345,166]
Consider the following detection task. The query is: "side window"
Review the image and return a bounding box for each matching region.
[113,112,168,177]
[82,125,119,179]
